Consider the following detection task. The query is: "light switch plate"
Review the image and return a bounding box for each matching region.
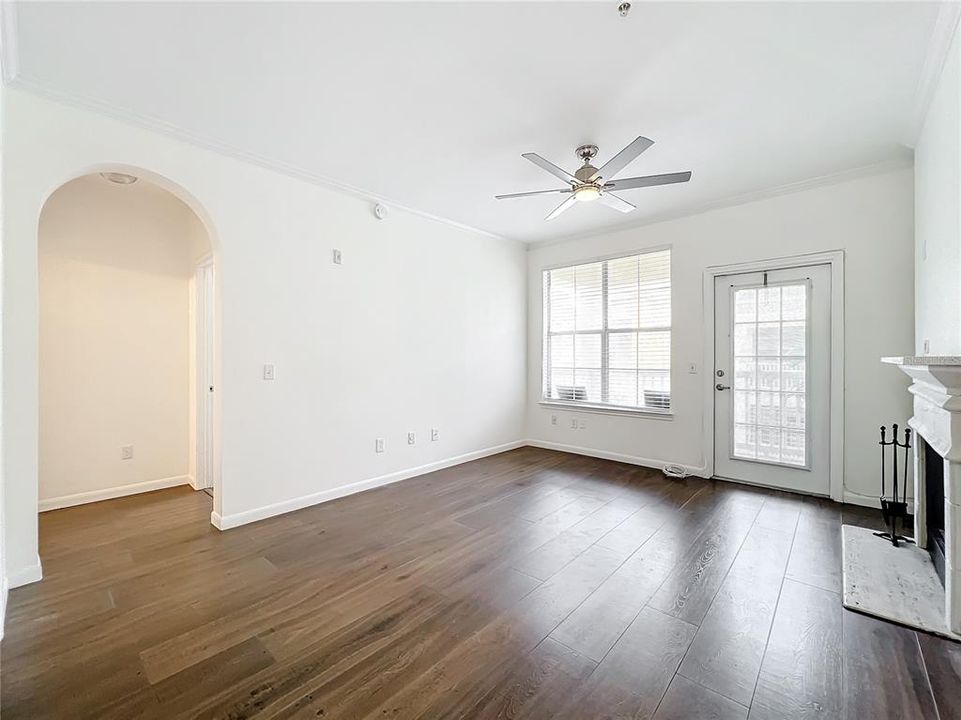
[263,364,275,380]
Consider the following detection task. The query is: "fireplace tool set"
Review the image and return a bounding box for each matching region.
[877,423,912,547]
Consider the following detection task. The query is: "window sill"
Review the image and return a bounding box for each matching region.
[538,400,674,420]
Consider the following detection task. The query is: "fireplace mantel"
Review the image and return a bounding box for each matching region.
[882,356,961,462]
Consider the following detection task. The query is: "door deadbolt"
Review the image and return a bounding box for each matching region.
[715,369,725,377]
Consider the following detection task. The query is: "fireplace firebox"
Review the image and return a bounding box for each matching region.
[924,437,946,586]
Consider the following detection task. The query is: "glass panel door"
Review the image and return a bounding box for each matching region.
[730,282,810,468]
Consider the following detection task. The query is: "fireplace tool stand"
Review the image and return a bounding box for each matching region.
[876,423,913,547]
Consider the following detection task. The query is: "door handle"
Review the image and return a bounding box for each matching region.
[715,383,730,391]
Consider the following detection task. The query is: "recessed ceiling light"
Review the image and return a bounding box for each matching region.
[100,172,138,185]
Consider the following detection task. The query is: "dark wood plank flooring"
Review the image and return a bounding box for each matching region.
[2,447,959,719]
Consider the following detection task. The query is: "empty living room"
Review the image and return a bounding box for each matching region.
[2,1,961,718]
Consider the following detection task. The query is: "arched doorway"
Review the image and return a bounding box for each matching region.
[36,168,221,519]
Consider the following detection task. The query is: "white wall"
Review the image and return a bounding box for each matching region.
[2,88,527,584]
[915,22,961,356]
[39,175,203,507]
[526,168,915,505]
[0,79,8,637]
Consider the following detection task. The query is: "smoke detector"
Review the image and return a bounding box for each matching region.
[100,172,138,185]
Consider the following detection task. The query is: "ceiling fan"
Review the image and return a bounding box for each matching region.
[495,136,691,220]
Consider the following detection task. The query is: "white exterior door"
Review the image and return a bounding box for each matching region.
[713,264,831,495]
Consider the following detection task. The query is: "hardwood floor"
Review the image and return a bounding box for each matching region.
[3,447,959,719]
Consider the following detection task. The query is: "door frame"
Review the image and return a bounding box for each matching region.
[195,254,215,491]
[701,250,845,502]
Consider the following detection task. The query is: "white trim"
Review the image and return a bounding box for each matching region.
[526,439,709,478]
[0,0,19,84]
[701,250,845,502]
[538,401,672,420]
[527,158,912,251]
[38,475,192,512]
[844,489,915,515]
[8,78,515,245]
[8,556,42,589]
[210,440,527,530]
[906,2,961,145]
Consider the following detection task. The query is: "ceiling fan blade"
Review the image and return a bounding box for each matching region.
[495,188,572,200]
[599,192,635,214]
[545,195,578,221]
[522,153,578,185]
[590,136,654,181]
[605,171,692,190]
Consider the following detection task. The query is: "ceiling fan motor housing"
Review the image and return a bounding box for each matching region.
[575,165,600,183]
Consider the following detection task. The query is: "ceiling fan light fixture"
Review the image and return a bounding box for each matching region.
[573,185,601,202]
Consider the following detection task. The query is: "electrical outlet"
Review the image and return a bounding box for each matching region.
[431,428,439,442]
[375,438,385,453]
[332,249,343,265]
[570,418,578,429]
[551,414,557,425]
[263,363,275,380]
[688,362,698,374]
[407,432,416,445]
[121,445,133,460]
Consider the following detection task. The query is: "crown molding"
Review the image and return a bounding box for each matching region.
[0,0,19,84]
[906,1,961,146]
[8,76,519,246]
[526,156,914,251]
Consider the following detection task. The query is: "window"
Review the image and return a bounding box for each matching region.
[542,249,671,413]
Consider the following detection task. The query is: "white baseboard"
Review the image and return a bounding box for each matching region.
[525,439,709,478]
[843,489,915,514]
[211,440,527,531]
[39,475,192,512]
[8,556,43,589]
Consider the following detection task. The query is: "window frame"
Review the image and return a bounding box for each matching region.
[540,246,673,418]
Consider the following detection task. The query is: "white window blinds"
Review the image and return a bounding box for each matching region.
[542,248,671,412]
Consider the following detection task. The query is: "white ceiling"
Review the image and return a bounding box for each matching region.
[10,1,943,243]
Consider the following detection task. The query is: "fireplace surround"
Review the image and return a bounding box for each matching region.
[883,355,961,634]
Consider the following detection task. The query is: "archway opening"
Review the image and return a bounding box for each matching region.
[38,171,217,521]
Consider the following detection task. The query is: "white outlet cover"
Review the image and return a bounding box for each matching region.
[332,249,343,264]
[551,415,557,425]
[121,445,133,460]
[570,418,578,429]
[375,438,385,453]
[407,432,416,445]
[431,429,439,441]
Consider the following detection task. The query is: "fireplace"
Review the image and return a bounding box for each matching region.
[923,437,946,586]
[882,355,961,634]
